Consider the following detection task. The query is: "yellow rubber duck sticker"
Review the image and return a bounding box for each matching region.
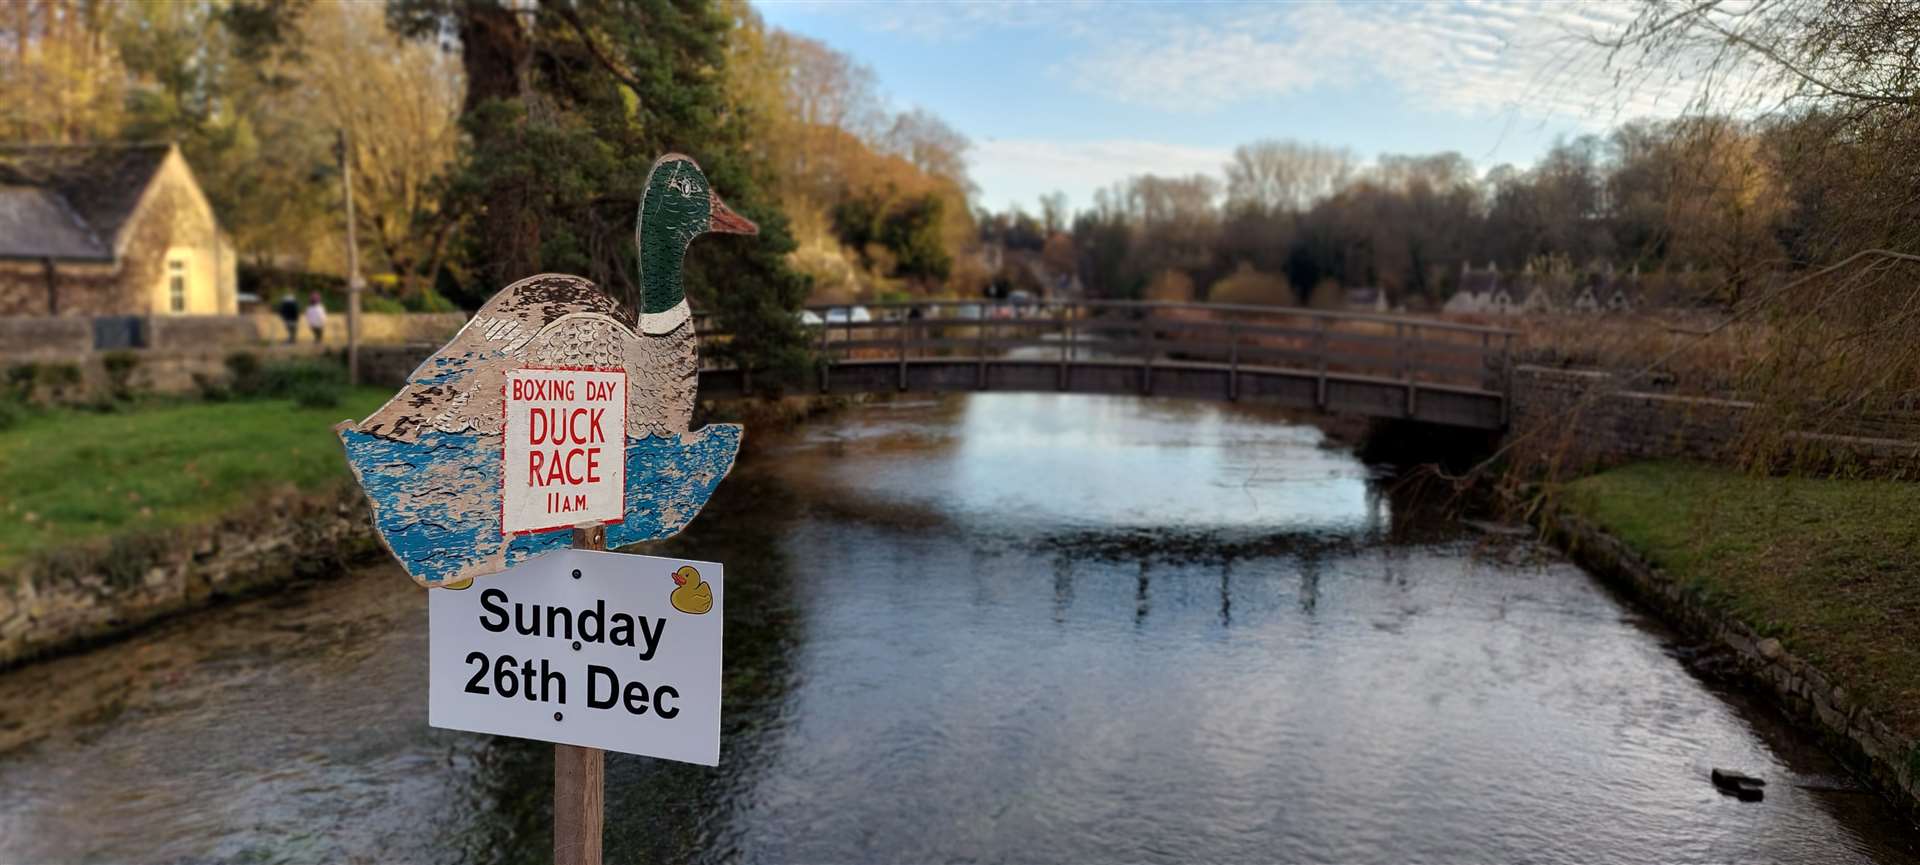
[669,565,713,615]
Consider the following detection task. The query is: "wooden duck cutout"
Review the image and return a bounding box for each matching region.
[337,154,754,588]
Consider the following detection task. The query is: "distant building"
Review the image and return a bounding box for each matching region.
[1344,285,1389,313]
[1444,261,1500,313]
[0,142,237,317]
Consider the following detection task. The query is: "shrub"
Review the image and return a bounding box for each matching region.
[362,294,408,314]
[1209,263,1295,307]
[193,372,231,402]
[407,287,459,313]
[227,356,347,406]
[101,351,141,400]
[224,352,263,394]
[6,362,83,403]
[1144,270,1196,303]
[0,398,28,430]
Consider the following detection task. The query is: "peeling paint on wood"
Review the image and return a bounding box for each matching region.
[336,153,755,589]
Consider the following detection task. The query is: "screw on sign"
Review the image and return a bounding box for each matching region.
[335,154,754,865]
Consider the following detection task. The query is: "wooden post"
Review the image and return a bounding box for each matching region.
[1314,316,1328,410]
[556,525,608,865]
[338,129,363,386]
[976,306,988,390]
[1139,310,1153,396]
[818,308,830,393]
[1227,320,1239,402]
[1057,304,1070,391]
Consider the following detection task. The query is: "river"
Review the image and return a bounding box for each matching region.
[1,394,1916,863]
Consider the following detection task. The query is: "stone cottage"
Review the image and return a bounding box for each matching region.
[0,142,237,317]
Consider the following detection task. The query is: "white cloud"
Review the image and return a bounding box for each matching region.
[825,1,1725,126]
[968,138,1233,212]
[1059,1,1696,123]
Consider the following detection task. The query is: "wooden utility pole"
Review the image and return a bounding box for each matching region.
[337,129,363,385]
[555,524,608,865]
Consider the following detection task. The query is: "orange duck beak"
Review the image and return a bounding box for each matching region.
[709,192,758,236]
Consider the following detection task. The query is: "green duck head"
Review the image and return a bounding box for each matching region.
[637,153,759,318]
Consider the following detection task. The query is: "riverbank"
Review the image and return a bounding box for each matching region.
[0,385,850,668]
[1551,462,1920,819]
[0,391,397,667]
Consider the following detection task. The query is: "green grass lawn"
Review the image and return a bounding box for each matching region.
[1565,462,1920,735]
[0,389,389,569]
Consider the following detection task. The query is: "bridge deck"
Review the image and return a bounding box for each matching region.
[697,300,1513,430]
[700,357,1506,429]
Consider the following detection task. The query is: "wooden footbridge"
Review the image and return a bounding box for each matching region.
[696,300,1515,430]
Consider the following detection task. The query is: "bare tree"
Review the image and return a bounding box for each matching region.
[1223,139,1354,215]
[882,107,973,197]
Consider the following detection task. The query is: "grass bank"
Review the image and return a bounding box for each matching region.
[0,389,388,569]
[1564,462,1920,737]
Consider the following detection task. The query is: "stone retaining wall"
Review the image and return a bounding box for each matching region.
[0,483,379,669]
[148,315,260,351]
[1,312,467,360]
[1509,365,1918,474]
[1509,365,1749,470]
[245,312,467,347]
[1545,507,1920,821]
[0,316,92,357]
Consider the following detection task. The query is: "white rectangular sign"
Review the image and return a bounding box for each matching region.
[429,548,723,765]
[502,367,627,535]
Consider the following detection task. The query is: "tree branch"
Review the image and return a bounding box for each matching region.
[549,4,646,103]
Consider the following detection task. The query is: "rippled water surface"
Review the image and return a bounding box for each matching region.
[2,394,1917,863]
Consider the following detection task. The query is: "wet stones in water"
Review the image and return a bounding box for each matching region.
[1711,768,1766,802]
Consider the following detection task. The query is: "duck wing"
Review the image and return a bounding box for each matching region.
[338,424,741,588]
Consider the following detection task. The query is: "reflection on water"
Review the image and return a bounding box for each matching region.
[0,394,1916,863]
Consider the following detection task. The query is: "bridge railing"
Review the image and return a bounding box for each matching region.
[696,299,1515,394]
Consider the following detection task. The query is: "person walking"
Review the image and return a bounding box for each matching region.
[277,291,300,344]
[304,292,328,344]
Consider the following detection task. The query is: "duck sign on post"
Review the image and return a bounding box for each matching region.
[335,154,756,863]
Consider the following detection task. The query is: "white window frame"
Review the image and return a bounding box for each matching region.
[167,258,187,313]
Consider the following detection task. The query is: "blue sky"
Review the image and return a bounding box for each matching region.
[754,1,1697,214]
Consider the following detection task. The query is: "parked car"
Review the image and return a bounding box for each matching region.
[824,306,872,324]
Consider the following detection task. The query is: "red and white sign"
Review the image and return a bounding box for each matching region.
[502,367,626,535]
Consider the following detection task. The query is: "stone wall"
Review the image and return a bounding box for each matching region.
[0,315,92,357]
[1547,508,1920,823]
[1508,365,1919,473]
[1508,365,1749,471]
[0,483,379,668]
[246,311,467,347]
[147,314,259,352]
[3,312,466,362]
[0,260,127,318]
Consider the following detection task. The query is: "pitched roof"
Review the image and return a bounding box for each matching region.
[0,143,174,261]
[0,185,108,260]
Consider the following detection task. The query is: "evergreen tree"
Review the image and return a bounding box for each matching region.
[391,0,810,384]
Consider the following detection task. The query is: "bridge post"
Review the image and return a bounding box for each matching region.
[976,306,988,390]
[1501,332,1514,426]
[1314,317,1328,410]
[1398,322,1415,418]
[818,306,831,393]
[1057,303,1071,391]
[1227,320,1239,402]
[1139,311,1154,396]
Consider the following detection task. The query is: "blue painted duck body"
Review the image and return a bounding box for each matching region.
[337,154,757,588]
[339,425,740,586]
